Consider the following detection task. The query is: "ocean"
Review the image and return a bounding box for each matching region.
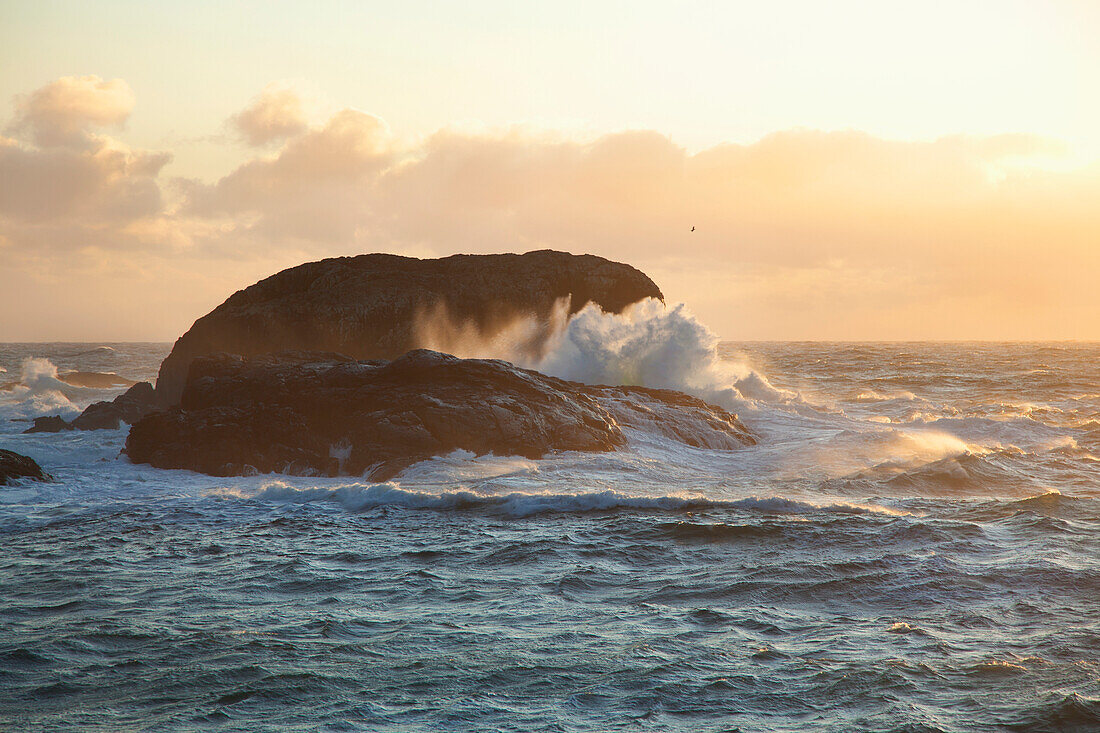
[1,333,1098,731]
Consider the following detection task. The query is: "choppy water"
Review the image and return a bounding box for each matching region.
[1,339,1098,732]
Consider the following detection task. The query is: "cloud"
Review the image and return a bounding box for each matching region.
[0,137,169,226]
[0,76,172,276]
[187,108,391,244]
[7,75,135,149]
[2,78,1099,340]
[229,86,309,146]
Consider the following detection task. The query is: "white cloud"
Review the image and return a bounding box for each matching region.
[229,85,309,146]
[8,76,135,150]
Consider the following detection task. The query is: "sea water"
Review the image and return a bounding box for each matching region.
[1,316,1097,731]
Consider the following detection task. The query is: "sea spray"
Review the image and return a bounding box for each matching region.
[0,358,81,419]
[532,298,800,410]
[414,295,799,410]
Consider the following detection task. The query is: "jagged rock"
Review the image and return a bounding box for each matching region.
[0,449,49,485]
[594,387,757,451]
[71,381,161,430]
[24,381,162,433]
[154,250,663,405]
[24,416,72,433]
[127,350,752,480]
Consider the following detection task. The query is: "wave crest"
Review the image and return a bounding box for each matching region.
[0,358,81,419]
[211,481,908,518]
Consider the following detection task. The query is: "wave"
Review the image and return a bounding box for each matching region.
[73,346,115,355]
[0,358,142,424]
[416,296,804,413]
[409,296,1085,486]
[1003,693,1100,731]
[951,491,1100,523]
[210,481,909,518]
[534,299,805,411]
[0,358,82,419]
[852,389,924,404]
[56,371,135,389]
[7,314,1090,511]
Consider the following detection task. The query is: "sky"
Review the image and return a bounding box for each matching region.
[1,0,1098,341]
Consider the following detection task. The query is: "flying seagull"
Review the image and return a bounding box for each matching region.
[691,226,695,232]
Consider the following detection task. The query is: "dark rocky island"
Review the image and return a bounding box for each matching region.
[30,250,755,478]
[154,250,663,405]
[33,250,662,432]
[0,449,50,485]
[126,350,753,480]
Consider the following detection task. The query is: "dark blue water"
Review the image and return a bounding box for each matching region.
[1,341,1098,731]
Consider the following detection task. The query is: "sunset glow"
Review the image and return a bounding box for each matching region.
[3,5,1100,731]
[2,0,1099,339]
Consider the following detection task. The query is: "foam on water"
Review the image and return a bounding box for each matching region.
[207,477,912,518]
[0,358,84,419]
[0,307,1092,502]
[415,297,800,411]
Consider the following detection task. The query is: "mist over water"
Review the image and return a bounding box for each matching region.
[1,311,1098,731]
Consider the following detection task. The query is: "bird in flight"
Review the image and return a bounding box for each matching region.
[691,226,695,232]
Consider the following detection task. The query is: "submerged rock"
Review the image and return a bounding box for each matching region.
[154,250,663,405]
[0,449,49,485]
[127,350,752,480]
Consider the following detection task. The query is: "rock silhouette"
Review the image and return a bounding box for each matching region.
[153,250,663,405]
[0,449,49,485]
[127,350,752,480]
[25,381,163,433]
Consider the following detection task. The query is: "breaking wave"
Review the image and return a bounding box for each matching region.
[213,481,908,518]
[0,357,142,422]
[415,296,803,412]
[0,358,82,419]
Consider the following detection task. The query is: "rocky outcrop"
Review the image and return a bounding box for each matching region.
[72,381,162,430]
[127,350,752,480]
[25,381,163,433]
[154,251,663,405]
[0,449,49,485]
[23,416,71,433]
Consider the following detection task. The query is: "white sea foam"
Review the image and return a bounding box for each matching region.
[0,356,144,425]
[0,358,82,419]
[415,296,803,413]
[2,322,1088,511]
[408,297,1058,487]
[535,299,808,411]
[209,481,909,518]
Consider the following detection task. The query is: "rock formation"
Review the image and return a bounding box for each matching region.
[127,350,752,480]
[23,416,71,434]
[25,381,163,433]
[0,449,50,485]
[153,251,663,405]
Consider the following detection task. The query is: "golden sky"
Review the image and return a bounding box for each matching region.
[1,1,1098,340]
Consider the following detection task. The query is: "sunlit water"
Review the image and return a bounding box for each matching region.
[1,340,1098,732]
